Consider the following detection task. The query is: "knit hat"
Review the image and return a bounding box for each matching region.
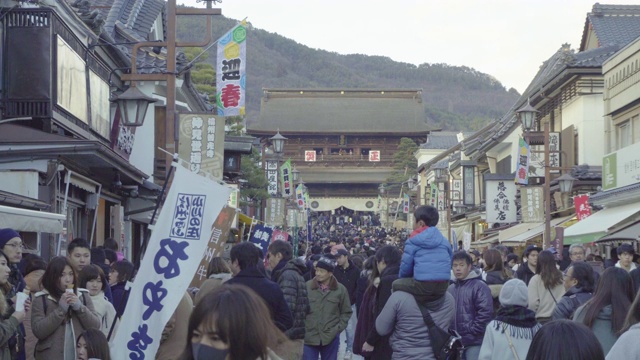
[0,229,20,248]
[316,254,337,273]
[499,279,528,307]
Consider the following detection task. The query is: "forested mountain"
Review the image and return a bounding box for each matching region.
[177,13,520,131]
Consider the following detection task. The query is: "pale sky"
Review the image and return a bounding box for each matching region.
[180,0,639,94]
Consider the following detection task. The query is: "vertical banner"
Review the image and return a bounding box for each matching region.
[377,195,382,212]
[452,179,461,200]
[265,198,285,226]
[463,232,471,251]
[111,165,231,359]
[178,114,225,179]
[249,225,273,257]
[463,165,475,206]
[515,137,530,185]
[189,206,235,288]
[521,186,544,223]
[280,159,292,197]
[295,184,306,209]
[574,194,592,221]
[266,160,278,196]
[403,193,410,213]
[486,179,517,223]
[216,22,246,116]
[429,183,438,207]
[307,208,312,243]
[530,132,561,177]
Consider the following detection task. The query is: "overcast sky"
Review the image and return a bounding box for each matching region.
[180,0,638,93]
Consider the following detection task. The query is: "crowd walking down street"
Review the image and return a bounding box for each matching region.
[1,201,639,359]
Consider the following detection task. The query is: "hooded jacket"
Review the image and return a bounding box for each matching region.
[573,304,618,356]
[272,258,310,340]
[304,276,352,346]
[399,226,452,281]
[448,268,494,346]
[551,286,592,320]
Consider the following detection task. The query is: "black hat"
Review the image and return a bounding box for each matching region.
[316,255,337,272]
[524,245,543,257]
[335,249,349,257]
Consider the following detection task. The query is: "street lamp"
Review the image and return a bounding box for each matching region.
[270,130,287,154]
[518,99,575,249]
[292,165,299,182]
[111,86,158,127]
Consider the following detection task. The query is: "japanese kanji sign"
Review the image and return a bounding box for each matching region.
[521,186,544,223]
[574,194,592,221]
[305,150,316,162]
[216,22,246,116]
[178,114,225,180]
[189,206,235,288]
[403,193,410,214]
[280,159,292,197]
[369,150,381,162]
[486,179,517,224]
[266,160,278,196]
[463,165,475,206]
[250,225,273,258]
[530,132,561,177]
[265,198,285,226]
[515,137,531,185]
[111,165,231,359]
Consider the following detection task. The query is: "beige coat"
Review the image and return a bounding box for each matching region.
[31,289,101,360]
[156,292,193,360]
[527,274,564,319]
[194,273,231,306]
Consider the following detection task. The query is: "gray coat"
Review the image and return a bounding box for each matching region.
[573,304,618,356]
[376,291,455,360]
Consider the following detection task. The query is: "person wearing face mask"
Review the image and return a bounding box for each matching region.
[180,284,287,360]
[78,265,117,337]
[76,329,110,360]
[31,257,101,360]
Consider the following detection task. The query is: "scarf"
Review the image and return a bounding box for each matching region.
[494,305,541,340]
[410,226,428,238]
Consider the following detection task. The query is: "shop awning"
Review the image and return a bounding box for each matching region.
[597,221,640,242]
[501,216,574,246]
[564,202,640,244]
[0,205,65,233]
[473,233,499,246]
[499,222,542,243]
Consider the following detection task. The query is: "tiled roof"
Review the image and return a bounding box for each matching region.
[247,89,434,134]
[420,131,472,149]
[581,3,640,50]
[573,45,622,67]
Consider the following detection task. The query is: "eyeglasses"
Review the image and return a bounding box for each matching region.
[4,243,24,250]
[570,252,585,256]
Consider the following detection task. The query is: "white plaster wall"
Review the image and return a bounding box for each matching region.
[415,148,443,167]
[562,94,604,165]
[0,171,39,198]
[128,82,162,179]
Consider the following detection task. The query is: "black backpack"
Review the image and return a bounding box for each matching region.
[414,296,464,360]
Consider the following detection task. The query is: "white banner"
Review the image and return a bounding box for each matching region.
[110,165,232,359]
[486,179,517,224]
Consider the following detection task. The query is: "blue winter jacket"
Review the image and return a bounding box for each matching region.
[399,226,453,281]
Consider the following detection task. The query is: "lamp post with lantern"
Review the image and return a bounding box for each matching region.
[517,100,576,249]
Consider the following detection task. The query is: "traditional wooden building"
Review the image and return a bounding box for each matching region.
[247,89,434,214]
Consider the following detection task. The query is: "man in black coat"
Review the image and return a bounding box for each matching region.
[226,242,293,333]
[268,240,310,359]
[362,245,402,359]
[334,248,360,359]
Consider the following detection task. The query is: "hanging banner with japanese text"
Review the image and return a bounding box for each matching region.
[266,160,278,196]
[574,194,592,221]
[178,114,225,180]
[280,159,292,197]
[265,198,285,226]
[111,165,231,359]
[521,186,544,223]
[189,206,235,288]
[486,179,517,224]
[377,195,382,211]
[515,137,531,185]
[249,224,273,257]
[530,132,561,177]
[272,229,289,242]
[429,183,438,207]
[295,184,306,209]
[403,193,410,214]
[216,22,246,116]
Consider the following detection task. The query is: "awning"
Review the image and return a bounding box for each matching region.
[597,221,640,242]
[473,233,499,246]
[499,222,542,243]
[501,216,574,246]
[564,202,640,244]
[0,205,65,233]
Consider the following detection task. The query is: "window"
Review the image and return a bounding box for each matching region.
[618,121,631,149]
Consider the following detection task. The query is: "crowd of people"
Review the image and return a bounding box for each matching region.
[0,203,639,359]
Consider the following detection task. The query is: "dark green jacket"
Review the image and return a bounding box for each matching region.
[304,276,352,346]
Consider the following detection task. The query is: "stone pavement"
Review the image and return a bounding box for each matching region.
[337,331,365,360]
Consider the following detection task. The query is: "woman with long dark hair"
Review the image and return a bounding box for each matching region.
[606,290,640,359]
[484,249,511,313]
[573,267,634,356]
[76,329,110,360]
[181,284,288,360]
[552,261,595,320]
[528,250,564,323]
[0,249,29,359]
[525,320,604,360]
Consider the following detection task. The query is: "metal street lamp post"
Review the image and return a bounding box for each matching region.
[432,163,452,242]
[518,100,576,249]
